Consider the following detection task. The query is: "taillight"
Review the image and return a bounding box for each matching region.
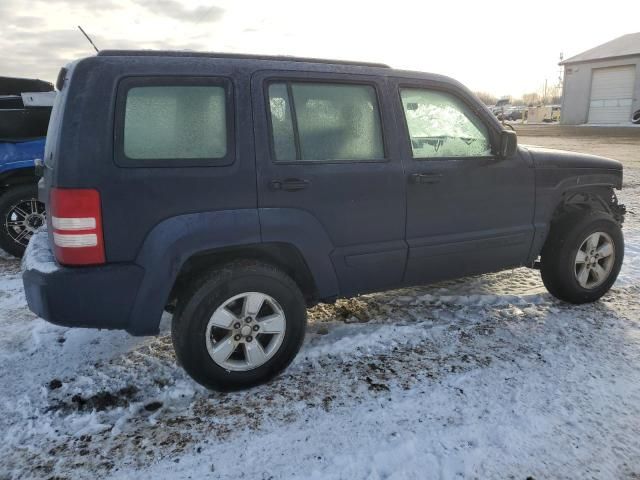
[50,188,105,265]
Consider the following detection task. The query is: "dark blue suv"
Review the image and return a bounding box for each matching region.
[22,51,625,390]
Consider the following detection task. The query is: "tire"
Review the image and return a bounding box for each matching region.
[0,184,45,258]
[540,211,624,304]
[171,260,307,391]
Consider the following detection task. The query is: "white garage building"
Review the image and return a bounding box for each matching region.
[560,32,640,125]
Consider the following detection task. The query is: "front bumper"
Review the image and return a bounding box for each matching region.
[22,231,145,332]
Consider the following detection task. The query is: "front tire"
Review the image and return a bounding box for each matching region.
[171,260,307,391]
[540,211,624,304]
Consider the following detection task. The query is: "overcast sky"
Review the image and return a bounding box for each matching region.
[2,0,639,97]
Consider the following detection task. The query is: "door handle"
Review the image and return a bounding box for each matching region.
[269,178,310,191]
[409,173,443,184]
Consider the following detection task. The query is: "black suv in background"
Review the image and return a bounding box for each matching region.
[23,51,625,391]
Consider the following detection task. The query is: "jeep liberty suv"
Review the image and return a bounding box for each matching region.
[22,51,625,391]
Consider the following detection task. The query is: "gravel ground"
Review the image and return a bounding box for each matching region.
[0,135,639,479]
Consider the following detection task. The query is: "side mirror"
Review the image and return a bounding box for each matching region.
[499,130,518,158]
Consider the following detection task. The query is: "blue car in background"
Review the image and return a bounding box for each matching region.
[0,76,53,257]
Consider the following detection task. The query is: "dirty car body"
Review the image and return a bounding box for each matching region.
[22,51,624,390]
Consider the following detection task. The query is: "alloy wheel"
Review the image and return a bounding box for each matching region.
[4,198,46,247]
[574,231,615,289]
[205,292,287,371]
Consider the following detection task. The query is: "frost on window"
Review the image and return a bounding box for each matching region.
[267,82,385,162]
[290,83,384,161]
[400,89,492,158]
[124,85,226,160]
[268,83,296,161]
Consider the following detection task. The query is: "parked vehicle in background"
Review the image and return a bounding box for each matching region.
[494,97,510,109]
[527,104,562,123]
[491,97,512,118]
[23,51,626,391]
[0,77,54,257]
[503,106,526,121]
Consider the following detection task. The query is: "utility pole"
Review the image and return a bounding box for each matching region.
[557,52,564,102]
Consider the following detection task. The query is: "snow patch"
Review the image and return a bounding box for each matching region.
[21,229,58,274]
[1,143,639,479]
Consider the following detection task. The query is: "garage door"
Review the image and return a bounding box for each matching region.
[587,65,636,124]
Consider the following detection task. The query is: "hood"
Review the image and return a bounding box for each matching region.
[521,144,623,171]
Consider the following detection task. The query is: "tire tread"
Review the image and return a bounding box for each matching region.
[171,259,306,391]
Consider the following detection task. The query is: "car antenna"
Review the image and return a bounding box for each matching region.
[77,25,100,53]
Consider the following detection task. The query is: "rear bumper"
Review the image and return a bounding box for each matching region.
[22,231,145,333]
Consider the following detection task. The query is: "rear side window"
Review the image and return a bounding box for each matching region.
[267,82,385,162]
[116,78,233,167]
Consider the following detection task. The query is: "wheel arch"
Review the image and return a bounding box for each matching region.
[549,186,625,224]
[0,167,38,194]
[169,242,318,309]
[126,208,337,336]
[529,185,625,265]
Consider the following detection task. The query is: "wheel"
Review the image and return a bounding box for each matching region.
[0,184,46,258]
[171,260,307,391]
[540,211,624,304]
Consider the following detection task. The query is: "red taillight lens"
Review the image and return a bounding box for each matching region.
[50,188,105,265]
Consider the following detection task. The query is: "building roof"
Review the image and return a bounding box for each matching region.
[560,32,640,65]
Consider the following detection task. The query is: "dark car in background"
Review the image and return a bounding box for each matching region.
[504,106,526,121]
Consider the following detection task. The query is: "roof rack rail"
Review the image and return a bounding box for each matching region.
[97,50,391,69]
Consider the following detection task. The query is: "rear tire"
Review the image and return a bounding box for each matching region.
[0,184,45,258]
[171,260,307,391]
[540,211,623,304]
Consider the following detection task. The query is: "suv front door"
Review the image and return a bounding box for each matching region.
[394,80,535,285]
[252,71,407,297]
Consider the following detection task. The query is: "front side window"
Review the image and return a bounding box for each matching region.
[400,88,492,158]
[268,82,384,162]
[124,85,227,160]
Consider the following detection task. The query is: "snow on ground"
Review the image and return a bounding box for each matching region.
[1,137,639,479]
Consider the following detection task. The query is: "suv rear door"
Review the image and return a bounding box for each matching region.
[252,70,406,297]
[393,78,535,285]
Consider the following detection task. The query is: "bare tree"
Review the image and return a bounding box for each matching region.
[521,92,541,106]
[474,91,498,106]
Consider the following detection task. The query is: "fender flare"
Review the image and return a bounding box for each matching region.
[128,209,261,335]
[127,208,339,335]
[529,173,622,264]
[259,207,338,300]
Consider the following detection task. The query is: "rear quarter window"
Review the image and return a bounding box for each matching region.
[115,77,234,167]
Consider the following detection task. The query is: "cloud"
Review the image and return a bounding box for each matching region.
[132,0,224,23]
[0,0,226,81]
[9,16,46,30]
